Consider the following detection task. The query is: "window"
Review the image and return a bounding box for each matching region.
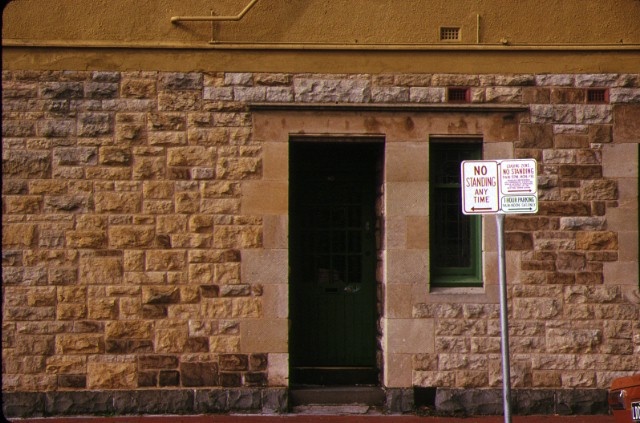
[429,140,483,287]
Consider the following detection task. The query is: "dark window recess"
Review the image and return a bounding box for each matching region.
[586,88,608,103]
[447,87,470,103]
[414,387,437,408]
[429,141,482,287]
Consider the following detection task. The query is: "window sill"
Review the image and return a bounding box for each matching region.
[421,284,498,304]
[429,286,485,295]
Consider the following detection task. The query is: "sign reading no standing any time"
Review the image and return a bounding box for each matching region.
[461,159,538,215]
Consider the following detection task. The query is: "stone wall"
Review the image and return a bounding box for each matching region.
[2,70,639,417]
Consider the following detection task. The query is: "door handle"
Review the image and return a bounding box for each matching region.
[343,283,361,294]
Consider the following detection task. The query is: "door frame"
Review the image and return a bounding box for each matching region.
[288,137,384,387]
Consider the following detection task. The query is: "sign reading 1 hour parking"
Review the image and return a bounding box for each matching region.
[462,159,538,215]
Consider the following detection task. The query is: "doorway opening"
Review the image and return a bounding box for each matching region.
[289,139,384,387]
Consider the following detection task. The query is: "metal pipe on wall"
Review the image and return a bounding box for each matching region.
[171,0,259,23]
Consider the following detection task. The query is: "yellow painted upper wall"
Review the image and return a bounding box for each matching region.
[4,0,640,45]
[3,0,640,73]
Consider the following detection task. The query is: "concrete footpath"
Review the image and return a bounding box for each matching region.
[9,414,615,423]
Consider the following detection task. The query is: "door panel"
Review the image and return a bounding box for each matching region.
[290,141,381,386]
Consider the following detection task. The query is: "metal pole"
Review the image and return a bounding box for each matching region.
[496,213,512,423]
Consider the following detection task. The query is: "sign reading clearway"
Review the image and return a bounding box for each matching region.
[462,159,538,215]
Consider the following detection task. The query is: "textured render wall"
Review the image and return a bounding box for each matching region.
[2,70,640,416]
[4,0,640,45]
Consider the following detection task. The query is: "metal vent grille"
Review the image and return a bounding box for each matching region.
[447,87,469,103]
[587,88,608,103]
[440,27,461,41]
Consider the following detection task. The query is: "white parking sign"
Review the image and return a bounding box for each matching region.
[462,159,538,215]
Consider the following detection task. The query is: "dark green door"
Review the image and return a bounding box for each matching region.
[290,141,381,386]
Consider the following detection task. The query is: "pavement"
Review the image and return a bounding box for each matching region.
[8,413,616,423]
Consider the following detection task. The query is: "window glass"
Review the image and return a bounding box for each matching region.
[430,141,483,286]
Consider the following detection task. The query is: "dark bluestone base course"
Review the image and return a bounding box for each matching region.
[434,388,609,416]
[2,388,288,418]
[3,388,609,418]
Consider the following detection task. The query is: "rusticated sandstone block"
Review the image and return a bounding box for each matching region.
[159,72,203,90]
[85,82,118,99]
[57,374,87,389]
[556,252,586,271]
[53,147,97,166]
[559,217,606,231]
[79,257,123,285]
[99,147,132,165]
[213,226,262,249]
[538,201,590,216]
[158,91,202,112]
[146,250,186,271]
[94,192,141,213]
[514,298,562,320]
[45,355,86,374]
[15,335,55,356]
[505,232,533,250]
[138,355,179,370]
[167,146,215,167]
[581,179,618,200]
[56,303,87,320]
[108,226,155,248]
[546,328,602,353]
[559,164,603,180]
[87,362,136,389]
[78,113,112,137]
[576,231,618,250]
[44,195,91,213]
[105,339,154,354]
[216,157,261,180]
[142,286,180,304]
[532,371,562,388]
[41,82,84,99]
[3,120,35,138]
[576,272,603,285]
[148,113,186,131]
[174,192,200,214]
[66,231,107,248]
[26,286,57,307]
[181,362,218,387]
[545,272,575,284]
[88,297,118,319]
[133,156,166,180]
[3,150,51,178]
[121,78,157,99]
[56,334,104,354]
[3,224,37,247]
[105,321,153,339]
[2,179,29,195]
[220,354,249,371]
[143,181,173,199]
[3,196,42,214]
[294,78,371,103]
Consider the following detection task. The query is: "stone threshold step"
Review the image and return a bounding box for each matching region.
[289,387,386,407]
[291,405,382,415]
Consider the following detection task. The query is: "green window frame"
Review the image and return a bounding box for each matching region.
[429,140,483,287]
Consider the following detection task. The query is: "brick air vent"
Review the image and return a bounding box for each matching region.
[440,27,461,41]
[587,88,609,103]
[447,87,470,103]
